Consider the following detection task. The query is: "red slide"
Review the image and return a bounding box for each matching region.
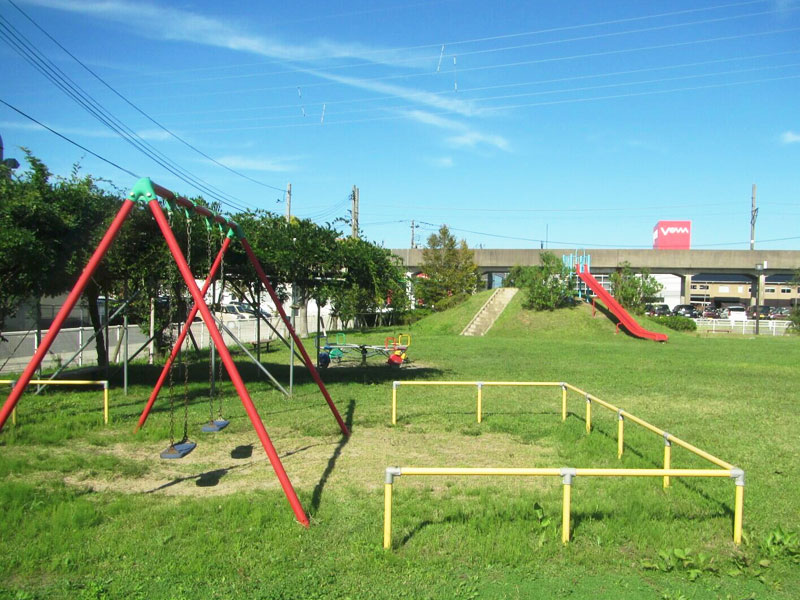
[576,267,668,342]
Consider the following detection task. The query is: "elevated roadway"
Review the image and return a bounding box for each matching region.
[391,248,800,304]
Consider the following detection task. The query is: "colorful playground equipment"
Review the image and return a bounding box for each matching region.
[318,333,410,368]
[0,177,351,528]
[564,253,668,342]
[384,380,743,549]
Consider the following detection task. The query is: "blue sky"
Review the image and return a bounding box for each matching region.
[1,0,799,250]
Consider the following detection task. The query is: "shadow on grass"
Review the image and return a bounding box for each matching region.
[145,461,258,493]
[309,399,355,516]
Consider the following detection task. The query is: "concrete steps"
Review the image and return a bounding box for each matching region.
[460,287,519,336]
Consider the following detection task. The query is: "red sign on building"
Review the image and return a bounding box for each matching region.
[653,221,691,249]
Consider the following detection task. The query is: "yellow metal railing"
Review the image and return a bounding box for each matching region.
[0,379,110,425]
[385,380,744,548]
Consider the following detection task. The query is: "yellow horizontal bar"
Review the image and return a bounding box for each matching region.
[481,382,563,387]
[394,381,485,386]
[564,383,587,395]
[400,467,562,477]
[574,468,731,478]
[667,435,734,470]
[395,467,732,478]
[618,410,665,437]
[394,381,563,387]
[585,394,619,413]
[0,380,106,386]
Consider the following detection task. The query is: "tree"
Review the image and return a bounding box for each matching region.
[330,237,409,328]
[507,252,576,311]
[415,225,479,308]
[0,152,120,364]
[609,261,663,315]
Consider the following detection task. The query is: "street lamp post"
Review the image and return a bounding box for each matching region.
[755,263,763,336]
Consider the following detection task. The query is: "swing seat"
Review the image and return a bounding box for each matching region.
[202,419,229,432]
[160,441,197,459]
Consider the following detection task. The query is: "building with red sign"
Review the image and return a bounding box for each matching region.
[653,221,691,250]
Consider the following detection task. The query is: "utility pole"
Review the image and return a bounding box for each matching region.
[351,185,359,239]
[286,183,292,223]
[410,220,417,248]
[750,183,757,250]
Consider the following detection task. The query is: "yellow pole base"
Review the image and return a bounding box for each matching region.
[383,483,393,549]
[733,484,744,545]
[562,483,572,544]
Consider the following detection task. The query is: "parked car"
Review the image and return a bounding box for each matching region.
[672,304,699,318]
[769,307,792,320]
[701,306,720,318]
[215,304,250,322]
[721,305,747,321]
[646,303,671,316]
[746,305,771,320]
[238,303,272,320]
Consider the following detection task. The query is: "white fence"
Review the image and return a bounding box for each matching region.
[694,318,793,336]
[0,315,327,375]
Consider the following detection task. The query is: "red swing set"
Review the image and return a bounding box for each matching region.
[0,177,350,527]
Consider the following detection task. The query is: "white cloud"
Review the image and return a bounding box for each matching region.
[404,110,463,131]
[25,0,479,118]
[780,130,800,144]
[401,110,510,152]
[24,0,429,67]
[214,155,295,172]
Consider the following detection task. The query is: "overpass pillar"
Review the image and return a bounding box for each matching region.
[680,274,692,305]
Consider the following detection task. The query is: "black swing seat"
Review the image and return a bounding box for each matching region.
[160,440,197,459]
[202,419,229,433]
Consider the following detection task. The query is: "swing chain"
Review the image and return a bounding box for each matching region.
[217,228,226,418]
[166,209,177,448]
[206,227,215,424]
[182,215,192,442]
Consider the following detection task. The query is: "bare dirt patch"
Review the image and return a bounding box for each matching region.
[59,426,558,498]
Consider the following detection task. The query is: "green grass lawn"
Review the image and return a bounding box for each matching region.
[1,299,798,599]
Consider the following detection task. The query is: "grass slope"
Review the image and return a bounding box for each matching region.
[1,299,798,599]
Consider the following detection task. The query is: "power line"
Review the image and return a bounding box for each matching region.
[152,49,800,120]
[7,0,286,195]
[0,11,250,212]
[186,71,800,135]
[130,24,800,106]
[415,221,800,249]
[0,97,138,178]
[128,0,769,83]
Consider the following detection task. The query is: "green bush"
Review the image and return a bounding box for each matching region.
[649,315,697,331]
[508,253,576,311]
